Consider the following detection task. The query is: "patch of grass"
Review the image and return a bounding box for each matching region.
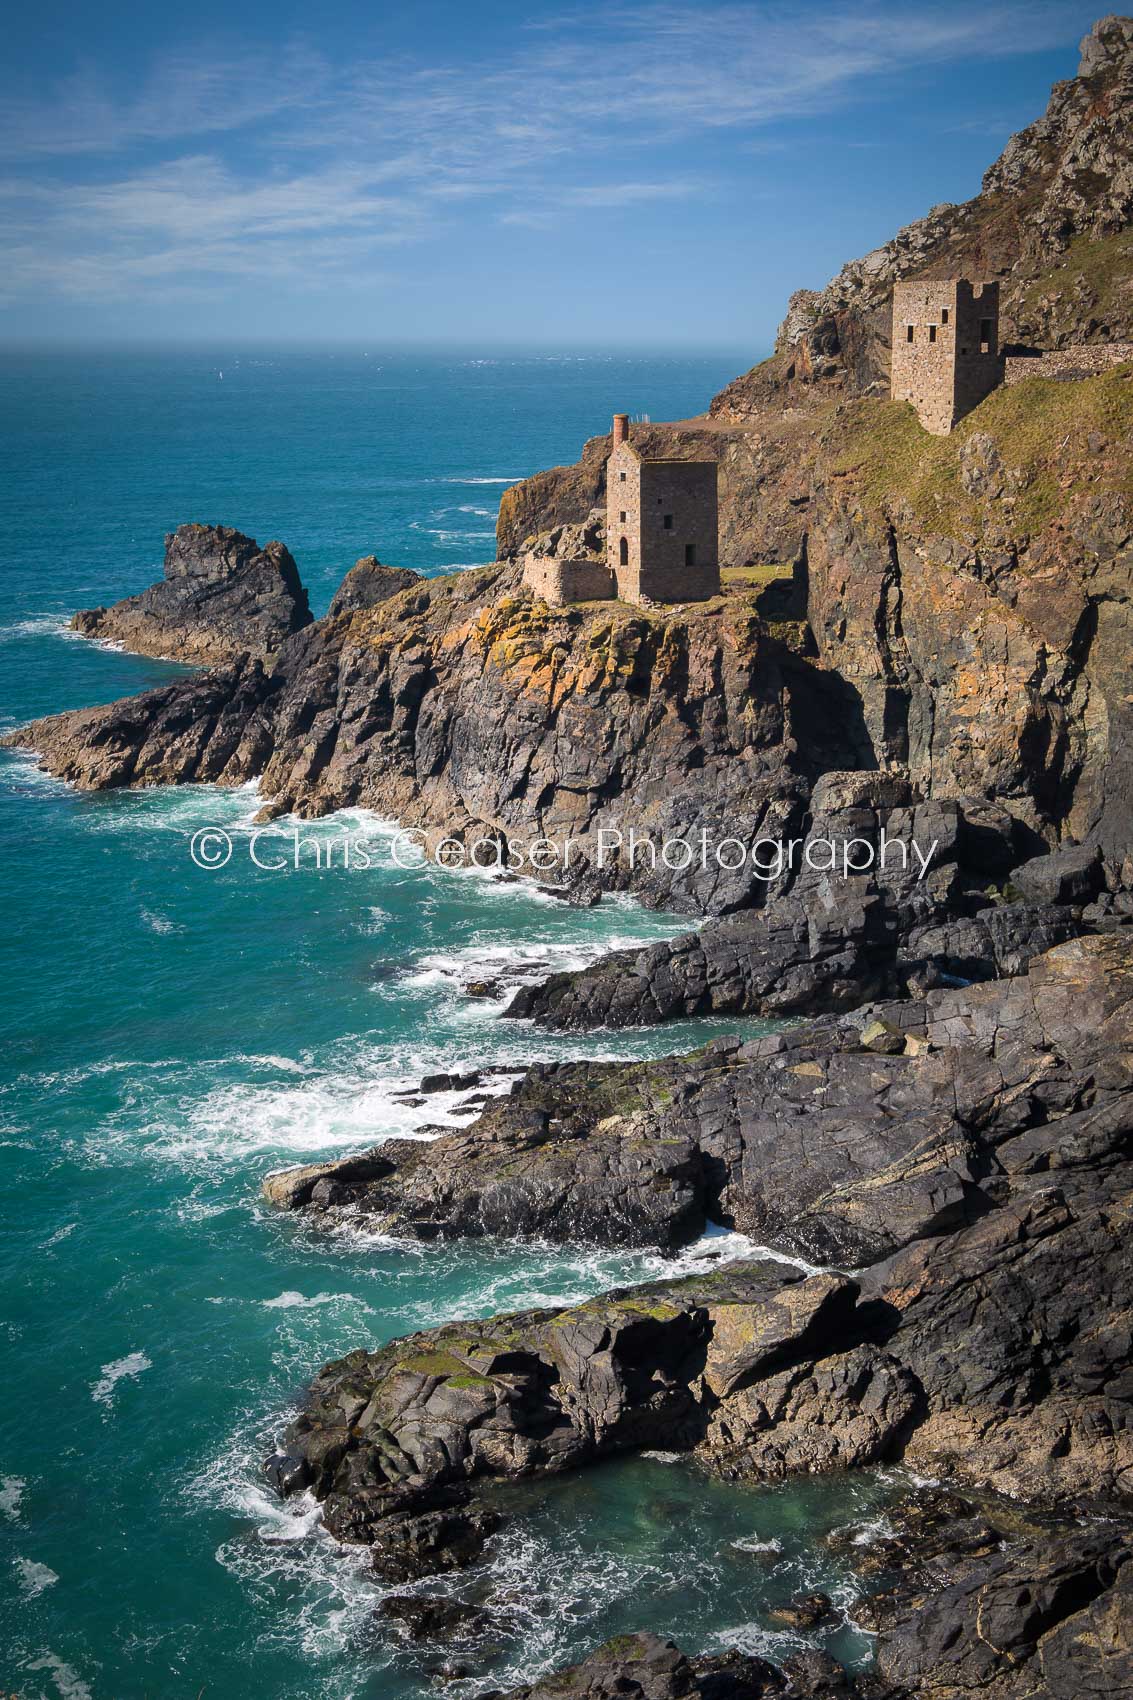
[398,1350,475,1379]
[721,563,793,587]
[830,366,1133,539]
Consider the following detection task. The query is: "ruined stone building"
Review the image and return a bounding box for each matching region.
[606,414,720,602]
[891,280,1004,433]
[522,414,720,606]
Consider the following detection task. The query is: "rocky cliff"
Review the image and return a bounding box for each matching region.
[12,18,1133,1697]
[265,932,1133,1694]
[10,557,885,911]
[71,522,312,663]
[490,17,1133,886]
[713,14,1133,413]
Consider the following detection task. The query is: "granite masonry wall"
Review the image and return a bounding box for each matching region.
[891,279,1004,433]
[606,435,720,603]
[1004,344,1133,384]
[522,554,616,605]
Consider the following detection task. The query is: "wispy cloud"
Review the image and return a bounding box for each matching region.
[0,1,1086,310]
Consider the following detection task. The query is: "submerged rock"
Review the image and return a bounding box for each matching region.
[71,523,312,663]
[378,1593,490,1640]
[492,1630,900,1698]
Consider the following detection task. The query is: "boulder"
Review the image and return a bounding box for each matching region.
[1012,844,1105,906]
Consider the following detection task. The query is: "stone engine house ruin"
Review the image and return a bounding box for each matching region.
[523,414,721,607]
[891,279,1004,434]
[606,414,721,603]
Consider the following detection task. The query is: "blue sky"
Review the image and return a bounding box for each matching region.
[0,1,1109,348]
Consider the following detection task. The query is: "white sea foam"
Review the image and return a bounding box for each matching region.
[706,1621,807,1660]
[24,1654,93,1700]
[15,1557,59,1598]
[190,1406,381,1670]
[91,1350,152,1409]
[39,1223,76,1249]
[261,1291,373,1313]
[140,907,185,935]
[0,1475,27,1520]
[0,613,87,644]
[731,1534,784,1555]
[845,1514,895,1547]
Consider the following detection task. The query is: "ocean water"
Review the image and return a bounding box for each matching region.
[0,349,899,1700]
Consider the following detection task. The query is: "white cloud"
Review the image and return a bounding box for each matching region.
[0,1,1087,308]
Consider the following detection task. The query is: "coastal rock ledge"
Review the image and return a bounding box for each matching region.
[266,933,1133,1696]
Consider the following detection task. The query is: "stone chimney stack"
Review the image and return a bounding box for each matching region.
[612,413,629,446]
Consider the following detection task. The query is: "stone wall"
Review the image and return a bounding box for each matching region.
[606,439,720,602]
[522,554,615,605]
[891,280,1003,434]
[606,439,643,593]
[1004,344,1133,384]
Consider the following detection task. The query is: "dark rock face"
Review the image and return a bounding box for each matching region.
[70,523,312,663]
[378,1592,490,1640]
[326,556,421,616]
[269,934,1133,1273]
[854,1490,1133,1700]
[270,935,1133,1516]
[366,1492,504,1582]
[10,564,867,913]
[493,1632,871,1699]
[506,792,1086,1033]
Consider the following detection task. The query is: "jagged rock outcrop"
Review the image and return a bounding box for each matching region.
[267,938,1133,1690]
[269,931,1133,1292]
[326,555,421,616]
[856,1491,1133,1698]
[495,1631,904,1698]
[712,15,1133,414]
[70,523,312,663]
[8,562,872,912]
[506,786,1092,1031]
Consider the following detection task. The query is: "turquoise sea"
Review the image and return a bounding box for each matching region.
[0,349,897,1700]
